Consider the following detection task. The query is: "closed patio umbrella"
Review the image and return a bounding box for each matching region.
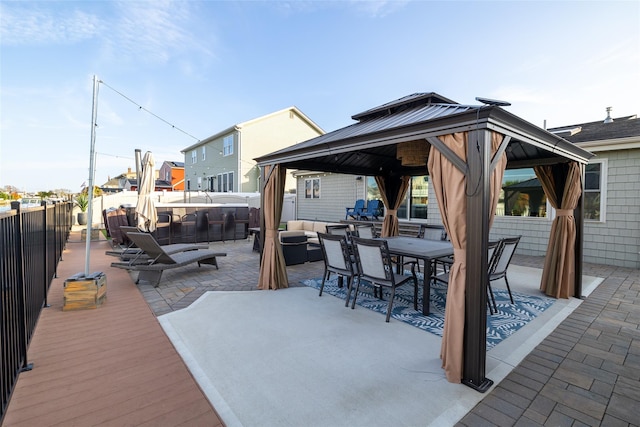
[136,151,158,232]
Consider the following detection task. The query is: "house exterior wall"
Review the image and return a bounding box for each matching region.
[172,167,185,191]
[581,148,639,268]
[182,108,323,194]
[295,172,361,222]
[241,109,323,193]
[184,132,238,191]
[430,149,640,268]
[159,163,185,191]
[294,148,640,269]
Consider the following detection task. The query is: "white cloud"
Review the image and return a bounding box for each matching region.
[0,4,101,45]
[98,1,213,65]
[349,0,409,18]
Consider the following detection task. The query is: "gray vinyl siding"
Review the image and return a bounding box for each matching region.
[582,149,640,268]
[295,173,360,222]
[295,148,640,268]
[489,149,640,268]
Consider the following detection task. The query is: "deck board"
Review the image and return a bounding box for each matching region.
[2,232,224,427]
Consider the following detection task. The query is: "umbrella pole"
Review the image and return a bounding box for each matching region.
[135,149,142,195]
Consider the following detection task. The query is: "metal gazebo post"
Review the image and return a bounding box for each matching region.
[462,128,493,392]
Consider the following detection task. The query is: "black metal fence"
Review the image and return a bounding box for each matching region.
[0,201,72,423]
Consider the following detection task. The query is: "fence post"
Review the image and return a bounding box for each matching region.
[41,201,50,308]
[10,202,33,372]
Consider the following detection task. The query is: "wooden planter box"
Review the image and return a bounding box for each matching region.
[81,228,101,241]
[63,272,107,311]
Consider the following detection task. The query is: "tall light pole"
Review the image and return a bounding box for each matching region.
[84,75,99,276]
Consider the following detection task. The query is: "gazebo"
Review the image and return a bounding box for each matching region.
[254,93,594,391]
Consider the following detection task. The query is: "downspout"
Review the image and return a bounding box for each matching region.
[236,128,241,192]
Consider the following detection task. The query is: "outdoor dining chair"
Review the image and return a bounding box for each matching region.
[317,232,358,307]
[354,223,377,239]
[488,236,521,309]
[326,224,350,237]
[406,224,447,273]
[350,236,418,322]
[433,240,501,314]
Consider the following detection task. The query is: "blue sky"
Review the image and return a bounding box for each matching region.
[1,0,639,193]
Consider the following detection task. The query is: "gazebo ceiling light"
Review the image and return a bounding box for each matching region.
[396,140,429,166]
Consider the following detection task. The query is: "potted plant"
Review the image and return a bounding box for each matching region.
[75,193,89,225]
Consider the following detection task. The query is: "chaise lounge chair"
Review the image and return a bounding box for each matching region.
[105,226,208,261]
[110,232,226,287]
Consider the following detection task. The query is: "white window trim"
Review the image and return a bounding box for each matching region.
[304,178,320,199]
[201,146,206,161]
[223,135,234,156]
[191,150,197,164]
[548,159,607,223]
[585,158,607,223]
[216,171,234,192]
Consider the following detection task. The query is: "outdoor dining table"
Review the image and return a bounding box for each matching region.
[383,236,454,315]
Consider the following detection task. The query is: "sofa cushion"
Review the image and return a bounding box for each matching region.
[312,222,329,233]
[287,221,305,231]
[302,221,317,232]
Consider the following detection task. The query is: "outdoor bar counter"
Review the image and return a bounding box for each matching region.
[153,203,249,244]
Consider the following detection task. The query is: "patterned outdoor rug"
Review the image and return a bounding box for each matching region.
[302,274,555,350]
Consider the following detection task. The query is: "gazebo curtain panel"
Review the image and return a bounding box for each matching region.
[534,162,582,299]
[428,131,507,383]
[258,164,289,290]
[376,175,411,238]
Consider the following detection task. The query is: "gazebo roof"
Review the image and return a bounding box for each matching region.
[255,92,594,174]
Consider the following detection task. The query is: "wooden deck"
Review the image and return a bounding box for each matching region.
[2,231,224,426]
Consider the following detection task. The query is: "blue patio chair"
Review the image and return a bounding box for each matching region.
[345,199,366,219]
[358,200,383,221]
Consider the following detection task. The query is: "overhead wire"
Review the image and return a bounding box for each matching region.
[98,79,201,142]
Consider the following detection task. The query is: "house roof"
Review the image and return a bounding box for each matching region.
[163,161,184,168]
[548,115,640,143]
[127,179,173,189]
[255,92,594,177]
[180,106,324,153]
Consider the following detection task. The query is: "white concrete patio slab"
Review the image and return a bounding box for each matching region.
[159,266,603,427]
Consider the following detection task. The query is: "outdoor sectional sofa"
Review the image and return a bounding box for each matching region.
[278,220,352,266]
[282,220,347,244]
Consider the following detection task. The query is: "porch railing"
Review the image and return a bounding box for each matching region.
[0,201,72,423]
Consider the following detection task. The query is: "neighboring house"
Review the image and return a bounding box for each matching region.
[158,161,185,191]
[101,164,181,192]
[101,167,138,192]
[295,108,639,269]
[180,107,324,193]
[124,178,172,192]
